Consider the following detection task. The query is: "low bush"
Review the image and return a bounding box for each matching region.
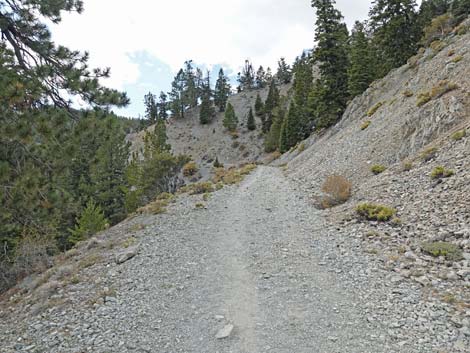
[451,54,463,63]
[422,242,463,261]
[182,161,198,177]
[417,80,458,107]
[451,129,466,141]
[361,120,371,130]
[137,198,169,215]
[212,164,256,185]
[402,90,414,97]
[356,203,396,222]
[320,175,352,209]
[402,161,413,171]
[367,102,383,117]
[297,142,306,152]
[371,165,386,174]
[430,166,454,179]
[420,147,438,161]
[430,40,446,52]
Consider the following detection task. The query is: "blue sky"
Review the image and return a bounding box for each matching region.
[50,0,408,118]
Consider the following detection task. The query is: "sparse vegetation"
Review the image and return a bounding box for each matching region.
[430,40,446,52]
[182,162,199,177]
[420,147,438,161]
[402,90,414,97]
[430,166,454,179]
[137,198,170,215]
[367,102,383,117]
[195,203,205,209]
[402,161,413,171]
[451,54,463,63]
[213,164,257,185]
[451,129,466,141]
[422,242,463,261]
[297,142,306,153]
[319,175,352,209]
[361,120,371,130]
[356,203,396,221]
[371,165,386,174]
[417,80,458,107]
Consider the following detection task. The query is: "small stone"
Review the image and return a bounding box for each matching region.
[115,247,139,264]
[216,324,234,339]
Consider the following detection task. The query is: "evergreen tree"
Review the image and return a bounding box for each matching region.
[169,69,186,118]
[254,93,265,117]
[279,102,304,152]
[144,92,158,124]
[369,0,419,77]
[265,97,288,152]
[451,0,470,21]
[247,107,256,131]
[265,67,273,83]
[310,0,350,128]
[277,58,292,84]
[199,73,215,124]
[158,92,169,120]
[263,80,280,133]
[183,60,198,108]
[237,59,255,91]
[69,200,108,245]
[255,66,267,88]
[348,21,375,97]
[214,68,231,112]
[0,0,129,110]
[223,102,238,131]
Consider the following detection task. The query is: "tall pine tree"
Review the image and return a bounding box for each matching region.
[214,68,231,112]
[199,72,215,125]
[263,80,280,133]
[247,107,256,131]
[144,92,158,124]
[223,102,238,131]
[369,0,419,77]
[310,0,350,128]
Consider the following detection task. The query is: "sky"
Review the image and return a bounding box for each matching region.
[50,0,380,118]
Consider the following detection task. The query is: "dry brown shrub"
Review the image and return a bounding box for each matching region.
[320,175,352,209]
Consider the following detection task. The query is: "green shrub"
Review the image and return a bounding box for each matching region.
[213,157,223,168]
[189,182,214,195]
[367,102,383,117]
[451,129,466,141]
[451,54,463,63]
[402,161,413,171]
[69,200,108,245]
[402,90,414,97]
[422,242,463,261]
[430,166,454,179]
[417,80,458,107]
[361,120,371,130]
[297,142,306,152]
[417,92,432,107]
[182,161,198,177]
[356,203,396,221]
[430,40,446,52]
[422,14,453,46]
[420,147,438,161]
[371,165,386,174]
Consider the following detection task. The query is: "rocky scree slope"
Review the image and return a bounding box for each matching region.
[276,23,470,348]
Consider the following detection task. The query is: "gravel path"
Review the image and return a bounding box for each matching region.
[3,166,450,352]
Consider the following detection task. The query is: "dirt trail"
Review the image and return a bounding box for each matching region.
[1,166,392,353]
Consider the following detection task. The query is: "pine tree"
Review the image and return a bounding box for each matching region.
[279,102,303,152]
[247,107,256,131]
[214,68,231,112]
[169,69,186,118]
[223,103,238,131]
[265,67,273,83]
[277,58,292,84]
[263,80,280,133]
[183,60,198,108]
[69,200,108,245]
[199,73,215,125]
[158,92,169,120]
[144,92,158,124]
[265,97,288,152]
[311,0,350,128]
[254,93,265,117]
[369,0,419,77]
[0,0,129,110]
[255,66,267,88]
[237,59,255,91]
[348,21,375,97]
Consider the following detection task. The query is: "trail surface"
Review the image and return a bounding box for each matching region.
[2,166,413,352]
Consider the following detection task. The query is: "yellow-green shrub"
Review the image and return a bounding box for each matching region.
[361,120,371,130]
[356,203,396,222]
[422,242,463,261]
[430,166,454,179]
[451,129,466,141]
[367,102,383,117]
[371,165,386,174]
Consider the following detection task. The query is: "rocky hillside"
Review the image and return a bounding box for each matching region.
[127,84,290,179]
[276,22,470,337]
